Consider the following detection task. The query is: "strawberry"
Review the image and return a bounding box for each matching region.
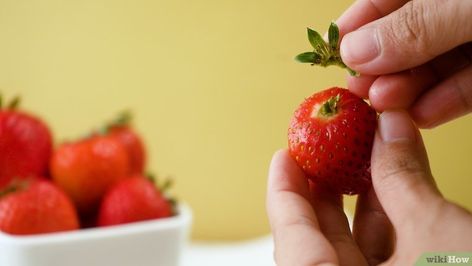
[0,179,79,235]
[50,135,130,215]
[288,87,377,195]
[97,175,173,227]
[0,96,53,189]
[105,112,146,176]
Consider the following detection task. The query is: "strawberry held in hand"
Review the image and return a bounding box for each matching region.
[97,175,173,227]
[0,179,79,235]
[0,96,53,189]
[288,87,377,195]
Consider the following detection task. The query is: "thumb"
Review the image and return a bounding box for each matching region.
[371,110,442,228]
[340,0,472,74]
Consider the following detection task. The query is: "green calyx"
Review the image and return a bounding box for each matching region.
[318,94,340,117]
[79,110,133,140]
[0,179,29,198]
[110,110,132,127]
[145,172,172,192]
[0,94,21,110]
[96,110,133,136]
[146,173,178,215]
[295,22,358,76]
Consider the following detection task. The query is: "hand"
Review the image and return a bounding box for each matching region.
[335,0,472,128]
[266,110,472,266]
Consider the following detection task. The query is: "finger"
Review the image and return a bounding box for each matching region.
[371,110,442,229]
[429,42,472,79]
[368,64,437,111]
[310,183,368,266]
[341,0,472,74]
[347,74,378,99]
[368,43,472,111]
[410,65,472,128]
[353,188,394,266]
[336,0,411,36]
[266,149,338,266]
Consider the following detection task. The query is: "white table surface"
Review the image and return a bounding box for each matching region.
[182,236,275,266]
[181,212,353,266]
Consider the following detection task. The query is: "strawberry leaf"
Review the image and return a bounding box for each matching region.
[159,178,173,192]
[113,110,132,126]
[328,22,339,51]
[296,22,359,76]
[295,52,320,64]
[307,28,329,56]
[8,96,20,110]
[97,110,133,136]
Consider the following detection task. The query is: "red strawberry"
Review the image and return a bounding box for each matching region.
[0,96,53,189]
[288,87,377,195]
[97,175,172,227]
[0,179,79,235]
[50,135,130,215]
[106,112,146,175]
[108,126,145,175]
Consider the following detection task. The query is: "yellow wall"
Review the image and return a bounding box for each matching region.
[1,0,471,240]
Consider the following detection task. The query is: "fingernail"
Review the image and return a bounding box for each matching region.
[379,110,417,142]
[341,28,380,65]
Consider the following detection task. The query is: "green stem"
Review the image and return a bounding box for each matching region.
[318,94,340,117]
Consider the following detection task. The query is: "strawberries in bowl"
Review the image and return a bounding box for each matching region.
[0,94,188,266]
[50,135,131,215]
[0,94,180,237]
[105,112,146,176]
[49,112,177,224]
[0,178,79,235]
[98,175,173,226]
[0,96,52,189]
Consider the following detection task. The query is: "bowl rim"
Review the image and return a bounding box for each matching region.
[0,203,192,245]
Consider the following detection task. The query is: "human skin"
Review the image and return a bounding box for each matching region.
[266,1,472,264]
[266,111,472,266]
[337,0,472,128]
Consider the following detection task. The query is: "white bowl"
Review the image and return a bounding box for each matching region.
[0,204,192,266]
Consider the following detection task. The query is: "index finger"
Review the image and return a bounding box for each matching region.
[336,0,410,36]
[266,149,338,266]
